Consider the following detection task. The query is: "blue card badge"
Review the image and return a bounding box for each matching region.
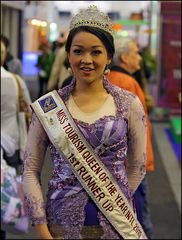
[38,95,57,113]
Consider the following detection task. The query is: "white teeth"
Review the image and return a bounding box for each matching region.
[82,68,92,71]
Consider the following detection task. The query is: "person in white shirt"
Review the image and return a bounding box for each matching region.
[1,40,31,169]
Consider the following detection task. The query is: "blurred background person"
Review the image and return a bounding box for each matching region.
[51,31,68,55]
[47,33,71,91]
[1,34,23,77]
[133,47,155,114]
[1,131,16,239]
[1,39,31,170]
[36,42,55,97]
[108,36,154,239]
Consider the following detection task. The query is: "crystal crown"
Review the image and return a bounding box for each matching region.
[70,5,114,36]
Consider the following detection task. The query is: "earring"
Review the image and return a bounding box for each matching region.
[104,68,110,75]
[67,67,73,75]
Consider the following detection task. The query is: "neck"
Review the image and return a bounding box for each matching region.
[119,63,132,75]
[73,78,106,96]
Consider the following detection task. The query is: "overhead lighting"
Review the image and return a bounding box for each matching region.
[50,22,57,30]
[29,19,47,27]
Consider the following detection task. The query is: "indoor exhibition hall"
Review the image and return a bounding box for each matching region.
[1,1,181,239]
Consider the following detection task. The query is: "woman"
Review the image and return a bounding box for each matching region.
[23,6,147,239]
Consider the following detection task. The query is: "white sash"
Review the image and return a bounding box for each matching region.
[31,90,147,239]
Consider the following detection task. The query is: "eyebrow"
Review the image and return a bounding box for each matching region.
[72,44,103,49]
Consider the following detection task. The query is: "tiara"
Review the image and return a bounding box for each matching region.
[70,5,114,36]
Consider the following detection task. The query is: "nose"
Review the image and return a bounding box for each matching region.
[81,54,92,64]
[136,54,142,65]
[138,54,142,62]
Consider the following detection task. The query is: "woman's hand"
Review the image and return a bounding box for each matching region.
[35,224,53,239]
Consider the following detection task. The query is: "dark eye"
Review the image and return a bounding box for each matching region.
[92,50,102,56]
[73,49,82,55]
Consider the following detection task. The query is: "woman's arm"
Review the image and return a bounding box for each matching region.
[126,97,147,194]
[23,112,52,238]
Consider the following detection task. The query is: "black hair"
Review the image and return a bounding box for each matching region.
[65,26,115,59]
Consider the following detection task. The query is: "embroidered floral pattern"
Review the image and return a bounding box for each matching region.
[24,193,47,224]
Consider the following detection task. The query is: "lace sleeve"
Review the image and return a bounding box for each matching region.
[22,112,50,225]
[126,97,147,194]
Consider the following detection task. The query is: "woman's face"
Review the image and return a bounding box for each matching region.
[1,41,6,66]
[68,31,111,84]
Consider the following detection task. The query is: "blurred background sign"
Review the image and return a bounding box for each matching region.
[158,1,181,114]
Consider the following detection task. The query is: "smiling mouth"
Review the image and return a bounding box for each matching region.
[80,67,94,72]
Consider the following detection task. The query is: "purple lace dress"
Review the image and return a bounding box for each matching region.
[23,78,146,239]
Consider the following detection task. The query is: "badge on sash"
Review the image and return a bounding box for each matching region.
[38,95,57,113]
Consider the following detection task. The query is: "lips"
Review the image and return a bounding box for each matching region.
[80,67,94,72]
